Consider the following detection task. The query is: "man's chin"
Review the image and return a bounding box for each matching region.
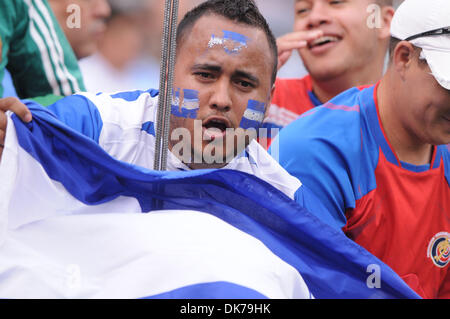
[313,68,349,84]
[169,132,252,169]
[187,161,228,170]
[191,147,235,168]
[301,55,348,81]
[185,144,247,169]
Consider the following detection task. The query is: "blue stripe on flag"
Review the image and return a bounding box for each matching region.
[46,95,104,143]
[142,282,268,299]
[110,89,159,102]
[141,121,155,136]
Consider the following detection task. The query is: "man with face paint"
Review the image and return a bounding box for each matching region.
[168,4,277,170]
[0,0,331,222]
[274,0,450,298]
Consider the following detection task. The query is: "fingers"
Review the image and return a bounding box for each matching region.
[277,30,324,52]
[0,97,32,123]
[0,97,32,161]
[276,30,324,69]
[277,40,308,54]
[279,30,324,43]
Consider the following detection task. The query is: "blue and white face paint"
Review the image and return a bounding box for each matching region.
[171,88,200,119]
[239,100,266,129]
[208,30,249,55]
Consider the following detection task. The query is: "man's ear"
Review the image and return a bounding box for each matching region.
[393,41,416,80]
[378,6,395,40]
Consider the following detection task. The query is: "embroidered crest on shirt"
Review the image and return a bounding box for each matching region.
[427,232,450,268]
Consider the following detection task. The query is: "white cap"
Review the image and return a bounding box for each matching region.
[391,0,450,90]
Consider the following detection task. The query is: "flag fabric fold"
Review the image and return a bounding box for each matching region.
[0,103,420,299]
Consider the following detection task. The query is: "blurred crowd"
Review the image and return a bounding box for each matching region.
[78,0,202,92]
[77,0,309,92]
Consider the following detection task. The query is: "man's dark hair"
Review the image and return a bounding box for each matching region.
[176,0,278,85]
[389,36,401,60]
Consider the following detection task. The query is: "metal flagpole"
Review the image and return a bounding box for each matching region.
[154,0,179,171]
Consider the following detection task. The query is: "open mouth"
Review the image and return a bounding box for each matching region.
[202,117,232,140]
[204,119,228,131]
[308,35,340,49]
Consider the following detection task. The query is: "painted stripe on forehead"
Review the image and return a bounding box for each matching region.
[222,30,249,44]
[208,30,250,55]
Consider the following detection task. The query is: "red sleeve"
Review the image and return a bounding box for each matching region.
[268,76,316,128]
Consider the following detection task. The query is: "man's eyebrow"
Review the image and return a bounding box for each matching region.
[192,64,259,85]
[233,70,260,85]
[191,64,222,72]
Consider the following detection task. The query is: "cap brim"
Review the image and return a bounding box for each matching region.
[422,48,450,90]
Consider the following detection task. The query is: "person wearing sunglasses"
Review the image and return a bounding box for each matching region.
[273,0,450,299]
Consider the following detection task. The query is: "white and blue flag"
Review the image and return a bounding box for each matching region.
[0,103,420,299]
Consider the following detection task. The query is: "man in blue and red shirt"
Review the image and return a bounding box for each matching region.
[273,0,450,299]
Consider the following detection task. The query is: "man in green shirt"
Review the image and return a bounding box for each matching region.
[0,0,86,98]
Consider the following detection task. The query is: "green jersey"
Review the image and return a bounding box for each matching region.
[0,0,85,98]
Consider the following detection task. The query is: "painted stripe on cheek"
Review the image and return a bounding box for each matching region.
[171,88,200,119]
[240,100,266,129]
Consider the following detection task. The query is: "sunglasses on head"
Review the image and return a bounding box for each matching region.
[406,26,450,41]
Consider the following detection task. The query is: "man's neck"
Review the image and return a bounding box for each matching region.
[311,57,386,104]
[377,76,433,166]
[311,77,354,103]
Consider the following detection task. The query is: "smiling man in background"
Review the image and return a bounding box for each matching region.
[263,0,394,136]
